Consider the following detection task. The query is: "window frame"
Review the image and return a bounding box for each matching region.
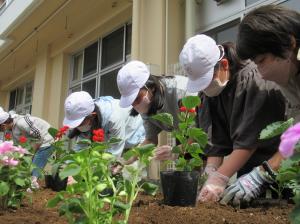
[68,22,132,98]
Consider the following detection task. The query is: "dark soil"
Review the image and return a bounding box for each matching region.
[0,188,293,224]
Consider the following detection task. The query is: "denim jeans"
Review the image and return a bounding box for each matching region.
[32,145,54,177]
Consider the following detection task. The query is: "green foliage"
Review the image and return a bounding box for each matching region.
[259,118,294,140]
[152,96,207,171]
[151,113,174,128]
[0,143,34,210]
[48,138,157,224]
[182,95,200,109]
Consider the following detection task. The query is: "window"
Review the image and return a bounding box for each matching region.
[205,20,239,44]
[280,0,300,11]
[69,23,131,99]
[245,0,261,6]
[100,69,120,99]
[83,42,98,77]
[101,27,124,69]
[9,82,33,115]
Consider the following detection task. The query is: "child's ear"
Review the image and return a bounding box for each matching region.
[220,59,229,70]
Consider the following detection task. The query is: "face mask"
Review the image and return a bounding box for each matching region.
[203,78,229,97]
[77,123,92,132]
[133,92,151,114]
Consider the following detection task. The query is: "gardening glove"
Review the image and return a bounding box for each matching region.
[198,171,229,202]
[153,145,177,161]
[202,164,218,176]
[220,167,275,206]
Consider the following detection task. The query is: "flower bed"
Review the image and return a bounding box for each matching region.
[0,186,292,224]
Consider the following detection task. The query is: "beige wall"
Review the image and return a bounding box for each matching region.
[0,0,186,131]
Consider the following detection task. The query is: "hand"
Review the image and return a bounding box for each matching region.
[111,164,123,175]
[198,171,229,202]
[220,167,274,206]
[153,145,177,161]
[202,163,218,176]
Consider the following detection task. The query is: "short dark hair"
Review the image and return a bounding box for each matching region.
[130,75,167,117]
[219,42,244,77]
[237,5,300,60]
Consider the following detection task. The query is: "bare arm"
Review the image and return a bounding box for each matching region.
[217,148,256,177]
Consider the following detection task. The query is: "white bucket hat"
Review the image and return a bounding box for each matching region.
[117,60,150,108]
[179,34,223,92]
[63,91,95,128]
[0,107,9,124]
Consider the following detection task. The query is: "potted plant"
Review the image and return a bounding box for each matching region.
[152,95,208,206]
[45,126,70,191]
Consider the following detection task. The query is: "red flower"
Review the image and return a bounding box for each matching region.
[55,126,69,140]
[92,129,105,142]
[188,108,196,113]
[179,106,187,112]
[19,136,27,143]
[4,133,12,140]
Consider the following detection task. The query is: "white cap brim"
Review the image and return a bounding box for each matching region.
[0,113,9,124]
[186,68,214,93]
[63,116,85,129]
[119,89,139,108]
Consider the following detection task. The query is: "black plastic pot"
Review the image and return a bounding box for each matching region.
[44,173,67,192]
[160,170,199,207]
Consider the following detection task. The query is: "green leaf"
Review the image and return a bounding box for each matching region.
[14,178,26,187]
[176,157,187,170]
[188,128,208,147]
[137,144,155,157]
[182,96,200,109]
[175,133,187,145]
[102,152,115,161]
[0,181,9,196]
[109,137,121,144]
[187,143,202,155]
[47,193,64,208]
[114,200,130,210]
[48,127,58,138]
[123,149,138,161]
[96,183,107,192]
[172,145,181,154]
[76,139,91,146]
[141,182,158,196]
[188,157,202,168]
[259,118,294,140]
[59,164,81,179]
[178,123,188,131]
[151,113,174,128]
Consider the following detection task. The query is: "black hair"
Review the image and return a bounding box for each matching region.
[3,116,13,125]
[68,103,102,139]
[237,5,300,60]
[130,75,169,116]
[219,42,244,77]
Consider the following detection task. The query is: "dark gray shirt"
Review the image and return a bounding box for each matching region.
[200,61,286,175]
[142,75,195,142]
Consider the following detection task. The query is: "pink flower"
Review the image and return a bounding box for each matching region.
[13,146,27,155]
[0,141,14,154]
[279,123,300,158]
[1,156,19,166]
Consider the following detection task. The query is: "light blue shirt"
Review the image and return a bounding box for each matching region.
[75,96,145,157]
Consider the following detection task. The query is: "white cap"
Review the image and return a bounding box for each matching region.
[117,60,150,107]
[179,34,221,92]
[63,91,95,128]
[0,107,9,124]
